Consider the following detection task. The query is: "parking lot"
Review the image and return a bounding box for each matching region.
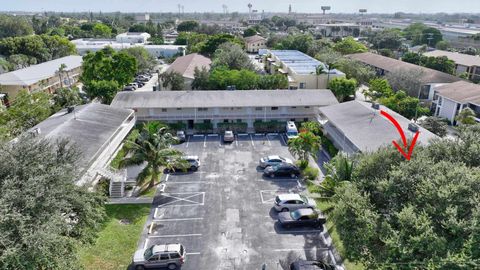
[143,133,335,270]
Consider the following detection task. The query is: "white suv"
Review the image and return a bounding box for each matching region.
[133,243,185,270]
[274,194,316,212]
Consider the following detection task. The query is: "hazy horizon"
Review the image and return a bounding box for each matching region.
[2,0,480,14]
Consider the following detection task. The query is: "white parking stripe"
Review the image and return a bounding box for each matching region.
[204,136,207,148]
[186,136,190,148]
[269,230,323,234]
[186,252,201,255]
[207,134,218,137]
[193,134,204,137]
[143,238,149,249]
[266,134,271,146]
[280,134,287,145]
[250,134,255,147]
[148,234,202,238]
[273,248,330,252]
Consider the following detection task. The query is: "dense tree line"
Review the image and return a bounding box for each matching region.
[402,52,456,74]
[0,15,33,38]
[324,124,480,269]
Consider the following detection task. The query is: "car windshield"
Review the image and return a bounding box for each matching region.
[290,210,302,220]
[144,246,153,259]
[287,131,298,137]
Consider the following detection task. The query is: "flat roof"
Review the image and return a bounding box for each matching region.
[30,103,134,172]
[0,55,82,86]
[423,50,480,67]
[347,52,461,85]
[435,81,480,105]
[270,50,344,76]
[320,101,438,153]
[111,90,339,109]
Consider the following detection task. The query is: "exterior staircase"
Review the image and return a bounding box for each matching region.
[97,168,127,198]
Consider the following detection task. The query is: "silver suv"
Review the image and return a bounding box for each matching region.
[274,193,316,212]
[133,243,185,270]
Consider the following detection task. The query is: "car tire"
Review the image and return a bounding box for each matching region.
[135,265,145,270]
[281,208,289,212]
[167,263,177,270]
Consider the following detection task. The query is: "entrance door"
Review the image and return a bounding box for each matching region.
[187,120,194,129]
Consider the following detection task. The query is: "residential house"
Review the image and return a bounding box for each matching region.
[266,50,345,89]
[110,90,339,132]
[432,81,480,124]
[319,100,438,154]
[244,35,267,53]
[0,55,83,99]
[423,50,480,81]
[163,53,211,90]
[29,103,135,188]
[347,52,461,100]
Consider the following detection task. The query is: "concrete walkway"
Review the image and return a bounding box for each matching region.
[107,197,153,204]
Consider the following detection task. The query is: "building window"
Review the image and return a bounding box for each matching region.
[161,108,167,112]
[271,107,278,110]
[198,108,208,111]
[255,107,263,111]
[223,119,229,123]
[304,118,309,122]
[176,108,182,110]
[304,106,310,109]
[291,106,297,109]
[299,83,306,89]
[204,119,211,124]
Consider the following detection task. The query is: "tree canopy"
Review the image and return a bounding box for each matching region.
[328,77,357,102]
[177,20,200,32]
[211,42,255,71]
[402,52,455,74]
[0,136,106,269]
[0,15,33,38]
[121,46,157,71]
[333,37,368,55]
[329,124,480,269]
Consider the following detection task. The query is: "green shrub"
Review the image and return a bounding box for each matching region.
[320,135,338,157]
[302,166,319,181]
[194,122,213,132]
[217,122,248,133]
[167,122,187,132]
[96,177,110,196]
[254,120,285,133]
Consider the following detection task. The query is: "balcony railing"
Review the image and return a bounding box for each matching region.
[136,111,316,121]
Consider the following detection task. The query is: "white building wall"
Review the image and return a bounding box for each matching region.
[436,96,459,123]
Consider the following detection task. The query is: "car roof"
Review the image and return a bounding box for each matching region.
[152,243,182,254]
[293,208,315,216]
[183,155,198,160]
[267,155,283,160]
[277,193,302,201]
[225,130,233,134]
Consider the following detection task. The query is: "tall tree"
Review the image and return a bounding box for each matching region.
[333,37,368,55]
[0,137,106,269]
[328,77,357,102]
[191,66,210,90]
[211,42,255,71]
[159,71,185,90]
[176,20,199,32]
[456,108,477,125]
[120,122,186,189]
[287,131,321,167]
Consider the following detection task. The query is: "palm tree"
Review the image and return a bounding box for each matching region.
[57,63,67,88]
[320,153,354,196]
[287,131,321,168]
[119,122,186,189]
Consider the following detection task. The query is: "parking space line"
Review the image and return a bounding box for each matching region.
[193,134,204,137]
[153,217,203,222]
[165,174,170,182]
[186,136,190,148]
[235,136,238,147]
[157,192,205,207]
[250,134,255,147]
[148,234,202,238]
[167,181,213,184]
[280,134,287,145]
[203,136,207,148]
[266,134,271,146]
[143,238,149,249]
[207,134,218,137]
[186,252,201,255]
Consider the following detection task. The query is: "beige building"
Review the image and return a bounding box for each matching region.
[266,50,345,90]
[244,35,267,53]
[163,53,211,90]
[423,50,480,82]
[0,55,83,100]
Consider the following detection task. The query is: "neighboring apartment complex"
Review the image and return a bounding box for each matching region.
[0,55,83,99]
[266,50,345,89]
[314,23,360,38]
[29,103,135,187]
[319,101,438,154]
[347,52,461,100]
[163,53,211,90]
[244,35,267,53]
[72,32,186,58]
[423,50,480,81]
[432,81,480,124]
[110,90,339,132]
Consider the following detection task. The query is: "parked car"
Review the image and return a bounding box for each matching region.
[133,243,185,270]
[127,83,138,89]
[223,130,235,142]
[175,130,186,143]
[278,208,326,228]
[273,193,316,212]
[123,86,135,91]
[259,155,293,168]
[166,156,200,172]
[264,163,300,178]
[134,80,145,87]
[137,76,150,82]
[290,259,336,270]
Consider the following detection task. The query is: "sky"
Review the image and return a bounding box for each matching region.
[1,0,480,14]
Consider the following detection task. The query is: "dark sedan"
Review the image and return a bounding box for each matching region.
[290,259,336,270]
[278,208,326,228]
[264,163,300,178]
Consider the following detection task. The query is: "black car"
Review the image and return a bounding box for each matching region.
[165,156,200,173]
[278,208,326,228]
[264,163,300,178]
[290,259,336,270]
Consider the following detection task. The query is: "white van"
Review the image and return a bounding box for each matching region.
[286,121,299,140]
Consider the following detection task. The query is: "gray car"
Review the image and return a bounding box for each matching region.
[132,243,185,270]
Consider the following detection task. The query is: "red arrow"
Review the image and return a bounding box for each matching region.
[380,110,420,160]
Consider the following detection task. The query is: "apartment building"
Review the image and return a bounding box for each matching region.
[265,50,345,89]
[244,35,267,53]
[0,55,83,99]
[110,90,339,132]
[163,53,211,90]
[432,81,480,124]
[347,52,461,100]
[116,32,151,44]
[314,23,360,38]
[423,50,480,81]
[319,101,438,154]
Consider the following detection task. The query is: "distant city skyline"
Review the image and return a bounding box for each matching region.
[2,0,480,14]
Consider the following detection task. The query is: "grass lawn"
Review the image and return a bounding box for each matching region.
[78,204,151,270]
